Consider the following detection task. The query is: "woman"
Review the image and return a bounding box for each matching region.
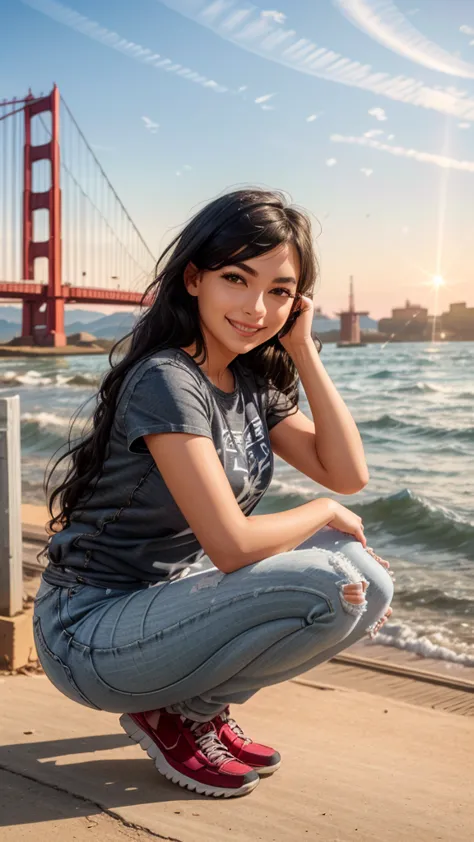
[34,188,394,799]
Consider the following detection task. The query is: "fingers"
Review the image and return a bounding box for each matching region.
[366,546,396,582]
[356,527,367,548]
[368,607,393,639]
[342,582,366,605]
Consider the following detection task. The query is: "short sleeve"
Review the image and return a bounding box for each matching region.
[265,383,298,431]
[120,361,213,454]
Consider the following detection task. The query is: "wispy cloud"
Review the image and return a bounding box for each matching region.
[307,112,322,122]
[255,93,275,104]
[368,107,387,121]
[176,164,192,177]
[156,0,474,121]
[458,122,471,129]
[334,0,474,78]
[261,9,286,25]
[326,158,337,167]
[331,133,474,173]
[21,0,228,96]
[360,167,373,176]
[460,25,474,36]
[142,116,159,133]
[364,129,384,137]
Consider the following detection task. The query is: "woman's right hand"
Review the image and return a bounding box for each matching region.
[326,500,367,548]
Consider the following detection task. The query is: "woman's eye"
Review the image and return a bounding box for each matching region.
[272,288,294,298]
[222,272,245,284]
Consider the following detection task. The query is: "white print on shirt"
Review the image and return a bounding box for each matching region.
[221,416,271,513]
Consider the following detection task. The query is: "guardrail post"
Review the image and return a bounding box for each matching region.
[0,395,23,617]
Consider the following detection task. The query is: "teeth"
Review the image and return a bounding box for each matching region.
[230,321,259,333]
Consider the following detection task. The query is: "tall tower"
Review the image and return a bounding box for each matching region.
[335,276,369,348]
[21,86,65,346]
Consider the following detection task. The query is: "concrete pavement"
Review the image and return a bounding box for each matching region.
[1,672,473,842]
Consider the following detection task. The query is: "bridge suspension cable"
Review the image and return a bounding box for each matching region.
[0,90,156,295]
[59,94,156,294]
[0,98,24,285]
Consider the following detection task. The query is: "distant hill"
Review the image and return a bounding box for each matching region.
[0,306,108,326]
[0,307,22,324]
[0,307,136,342]
[0,319,18,342]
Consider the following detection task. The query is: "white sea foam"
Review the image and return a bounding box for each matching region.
[0,370,100,388]
[21,411,72,429]
[372,621,474,667]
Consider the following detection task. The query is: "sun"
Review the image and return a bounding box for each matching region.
[432,274,445,288]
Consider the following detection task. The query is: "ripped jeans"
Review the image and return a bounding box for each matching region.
[33,526,394,719]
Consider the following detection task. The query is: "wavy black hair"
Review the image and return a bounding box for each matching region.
[45,188,322,534]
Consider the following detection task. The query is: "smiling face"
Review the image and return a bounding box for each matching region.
[184,243,301,357]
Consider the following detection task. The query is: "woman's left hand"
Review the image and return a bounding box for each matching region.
[278,294,315,353]
[366,546,392,572]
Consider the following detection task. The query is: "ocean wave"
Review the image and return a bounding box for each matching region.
[353,489,474,558]
[0,370,101,388]
[367,369,393,379]
[20,412,90,453]
[358,413,474,443]
[372,621,474,667]
[394,585,474,616]
[389,382,439,394]
[261,483,474,558]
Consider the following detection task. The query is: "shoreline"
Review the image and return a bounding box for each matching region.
[2,337,474,357]
[0,345,111,356]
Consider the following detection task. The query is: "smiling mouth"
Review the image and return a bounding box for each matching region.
[226,318,264,336]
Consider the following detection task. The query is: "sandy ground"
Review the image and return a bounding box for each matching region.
[22,504,50,531]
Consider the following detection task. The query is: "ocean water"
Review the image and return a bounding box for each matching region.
[1,341,473,668]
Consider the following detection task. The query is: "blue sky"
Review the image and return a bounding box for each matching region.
[2,0,474,319]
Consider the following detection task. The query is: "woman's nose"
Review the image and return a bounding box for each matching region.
[243,292,266,317]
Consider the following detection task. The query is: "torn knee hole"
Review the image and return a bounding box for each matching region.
[328,551,369,617]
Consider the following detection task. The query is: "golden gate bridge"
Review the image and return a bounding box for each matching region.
[0,85,156,347]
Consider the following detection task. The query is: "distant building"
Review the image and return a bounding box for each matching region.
[335,276,368,347]
[440,302,474,339]
[378,299,429,339]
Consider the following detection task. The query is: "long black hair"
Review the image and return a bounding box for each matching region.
[45,188,322,534]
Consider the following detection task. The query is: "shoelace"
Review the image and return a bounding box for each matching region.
[222,712,252,745]
[189,722,236,765]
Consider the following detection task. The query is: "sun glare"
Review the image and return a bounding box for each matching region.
[432,274,445,288]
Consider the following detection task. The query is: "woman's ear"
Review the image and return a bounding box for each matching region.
[183,262,200,296]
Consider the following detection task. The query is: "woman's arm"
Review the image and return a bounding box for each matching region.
[144,432,336,574]
[284,339,369,493]
[276,314,369,494]
[269,408,365,495]
[276,295,369,493]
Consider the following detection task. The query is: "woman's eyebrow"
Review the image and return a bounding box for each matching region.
[233,261,297,285]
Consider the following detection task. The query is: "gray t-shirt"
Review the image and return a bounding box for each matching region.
[42,349,295,590]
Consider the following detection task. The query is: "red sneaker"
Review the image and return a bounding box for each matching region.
[213,707,281,776]
[119,710,259,798]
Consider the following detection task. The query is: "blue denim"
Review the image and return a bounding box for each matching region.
[33,526,394,719]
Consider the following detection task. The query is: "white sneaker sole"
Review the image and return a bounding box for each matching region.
[254,760,281,776]
[119,714,260,798]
